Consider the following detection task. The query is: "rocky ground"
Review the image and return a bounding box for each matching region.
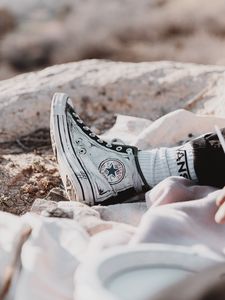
[1,60,225,215]
[0,130,61,215]
[1,0,225,215]
[1,0,225,79]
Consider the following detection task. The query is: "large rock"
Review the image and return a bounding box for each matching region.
[0,60,225,142]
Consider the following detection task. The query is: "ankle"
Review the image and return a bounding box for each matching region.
[138,143,197,188]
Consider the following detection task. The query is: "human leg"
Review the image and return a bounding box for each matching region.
[50,92,225,205]
[191,130,225,188]
[138,128,225,189]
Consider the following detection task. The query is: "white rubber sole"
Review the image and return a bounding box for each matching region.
[50,92,96,205]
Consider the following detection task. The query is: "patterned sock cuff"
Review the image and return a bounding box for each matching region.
[174,143,197,181]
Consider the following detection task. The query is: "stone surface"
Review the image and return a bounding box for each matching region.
[1,60,225,142]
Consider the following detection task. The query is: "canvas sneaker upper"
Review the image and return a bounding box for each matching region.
[50,93,150,205]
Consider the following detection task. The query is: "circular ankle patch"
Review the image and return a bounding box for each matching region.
[99,159,126,185]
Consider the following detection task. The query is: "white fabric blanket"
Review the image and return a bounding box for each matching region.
[2,109,225,300]
[132,177,225,257]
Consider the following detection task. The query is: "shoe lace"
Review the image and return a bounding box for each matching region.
[125,148,143,193]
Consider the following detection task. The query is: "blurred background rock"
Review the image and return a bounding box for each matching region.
[1,0,225,80]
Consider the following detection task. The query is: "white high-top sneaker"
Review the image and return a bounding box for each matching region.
[50,93,150,206]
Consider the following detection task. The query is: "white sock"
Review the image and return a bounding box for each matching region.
[138,142,197,187]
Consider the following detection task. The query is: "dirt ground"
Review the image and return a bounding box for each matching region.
[0,119,116,215]
[0,129,61,214]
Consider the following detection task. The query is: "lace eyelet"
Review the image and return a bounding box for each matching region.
[116,146,123,151]
[89,133,95,137]
[126,148,133,154]
[77,119,83,124]
[97,139,103,143]
[79,148,86,155]
[76,138,83,145]
[83,126,89,131]
[106,143,112,148]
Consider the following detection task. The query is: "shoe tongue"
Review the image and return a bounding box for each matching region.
[111,138,125,145]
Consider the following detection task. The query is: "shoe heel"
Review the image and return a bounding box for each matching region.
[52,93,73,115]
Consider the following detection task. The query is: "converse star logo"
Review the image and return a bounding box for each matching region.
[106,164,118,177]
[99,159,126,185]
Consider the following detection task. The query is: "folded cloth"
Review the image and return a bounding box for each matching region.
[131,176,225,259]
[0,212,31,300]
[15,214,89,300]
